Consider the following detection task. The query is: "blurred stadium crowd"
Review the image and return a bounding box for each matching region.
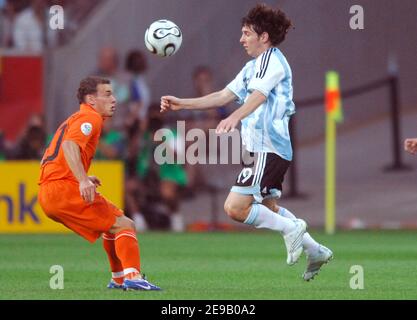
[0,0,230,232]
[0,0,99,52]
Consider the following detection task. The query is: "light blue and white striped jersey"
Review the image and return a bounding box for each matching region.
[226,47,295,161]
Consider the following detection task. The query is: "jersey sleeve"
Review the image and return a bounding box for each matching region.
[248,51,284,98]
[65,113,102,150]
[226,64,249,105]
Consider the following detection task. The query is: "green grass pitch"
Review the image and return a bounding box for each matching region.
[1,231,416,299]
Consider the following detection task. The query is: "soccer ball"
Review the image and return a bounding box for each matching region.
[144,19,182,57]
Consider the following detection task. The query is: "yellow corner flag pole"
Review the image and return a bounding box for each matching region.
[325,71,343,234]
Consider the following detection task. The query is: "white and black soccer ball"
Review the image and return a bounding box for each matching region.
[144,19,182,57]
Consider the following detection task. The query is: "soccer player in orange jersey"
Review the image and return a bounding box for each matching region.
[38,76,160,291]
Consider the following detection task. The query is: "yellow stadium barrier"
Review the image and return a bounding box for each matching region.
[0,161,124,233]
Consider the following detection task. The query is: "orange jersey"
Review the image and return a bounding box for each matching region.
[39,103,103,184]
[38,179,122,243]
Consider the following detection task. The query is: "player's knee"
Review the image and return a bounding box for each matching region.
[224,201,249,222]
[124,217,136,231]
[111,216,136,233]
[224,200,232,217]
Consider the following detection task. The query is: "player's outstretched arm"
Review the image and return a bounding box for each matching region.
[62,140,96,203]
[160,95,183,112]
[161,88,236,113]
[216,90,266,134]
[404,138,417,155]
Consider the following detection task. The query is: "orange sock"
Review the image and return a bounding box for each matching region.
[114,229,141,279]
[103,233,124,285]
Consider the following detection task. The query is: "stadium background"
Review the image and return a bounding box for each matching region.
[0,0,417,300]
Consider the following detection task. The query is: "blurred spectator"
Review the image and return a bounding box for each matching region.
[95,46,130,130]
[94,118,125,160]
[138,105,187,232]
[93,116,146,232]
[60,0,101,45]
[183,66,228,195]
[4,0,101,51]
[123,117,149,231]
[0,129,15,160]
[190,65,228,129]
[95,46,129,100]
[0,0,16,48]
[125,49,151,133]
[127,104,187,232]
[12,113,47,159]
[0,130,7,160]
[13,0,47,53]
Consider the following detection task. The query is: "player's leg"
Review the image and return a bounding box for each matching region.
[102,232,125,288]
[39,182,159,290]
[224,191,306,265]
[257,153,332,274]
[224,191,295,233]
[250,152,307,264]
[262,197,333,281]
[103,216,137,288]
[108,215,160,290]
[82,200,142,289]
[262,198,319,254]
[224,151,306,265]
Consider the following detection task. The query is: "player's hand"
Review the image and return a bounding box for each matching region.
[88,175,102,187]
[215,115,239,134]
[79,179,96,203]
[404,138,417,155]
[160,96,183,113]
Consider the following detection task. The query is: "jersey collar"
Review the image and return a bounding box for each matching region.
[80,103,100,115]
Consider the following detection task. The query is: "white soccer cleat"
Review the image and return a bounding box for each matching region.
[303,245,333,281]
[283,219,307,265]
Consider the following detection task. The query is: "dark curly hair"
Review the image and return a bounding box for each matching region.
[77,76,110,104]
[241,4,293,46]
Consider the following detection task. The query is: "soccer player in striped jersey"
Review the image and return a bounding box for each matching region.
[161,4,332,281]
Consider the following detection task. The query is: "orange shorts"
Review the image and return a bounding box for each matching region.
[38,180,123,243]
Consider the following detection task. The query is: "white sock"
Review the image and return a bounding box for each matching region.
[244,203,295,234]
[278,207,319,255]
[302,232,320,256]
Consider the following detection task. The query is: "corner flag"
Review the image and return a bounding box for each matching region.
[325,71,343,235]
[325,71,343,122]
